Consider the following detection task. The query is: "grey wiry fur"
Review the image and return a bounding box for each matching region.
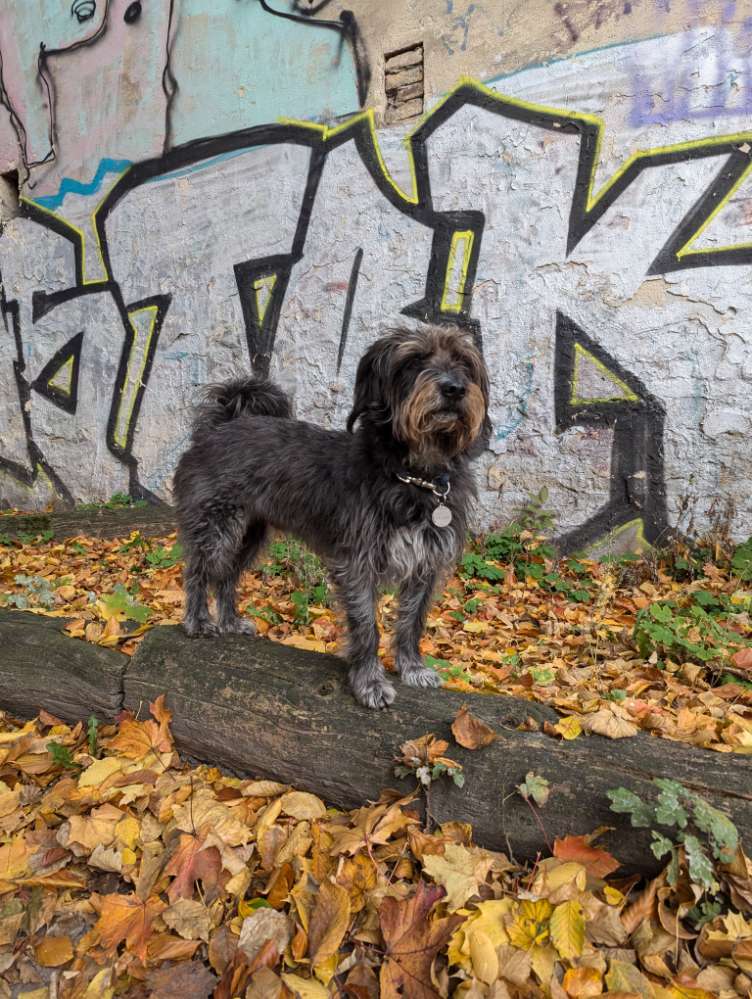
[173,324,490,709]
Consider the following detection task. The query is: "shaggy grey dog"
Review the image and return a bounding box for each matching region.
[173,324,490,709]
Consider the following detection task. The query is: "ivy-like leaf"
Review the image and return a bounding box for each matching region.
[517,772,551,808]
[607,787,653,828]
[682,834,715,891]
[653,778,688,829]
[650,831,674,861]
[690,795,738,864]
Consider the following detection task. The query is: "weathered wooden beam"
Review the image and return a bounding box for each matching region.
[0,610,127,723]
[125,625,752,870]
[1,504,175,542]
[2,609,750,870]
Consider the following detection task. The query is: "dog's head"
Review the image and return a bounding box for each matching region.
[347,325,490,463]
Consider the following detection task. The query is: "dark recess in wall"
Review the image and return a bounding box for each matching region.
[0,170,20,224]
[384,42,424,124]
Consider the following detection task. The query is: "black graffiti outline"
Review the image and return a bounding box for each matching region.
[0,290,74,503]
[553,311,668,553]
[6,79,752,520]
[31,328,83,414]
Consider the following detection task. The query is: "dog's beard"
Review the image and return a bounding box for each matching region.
[395,375,486,463]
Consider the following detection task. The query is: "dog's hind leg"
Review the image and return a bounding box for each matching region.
[393,571,443,689]
[183,557,219,637]
[336,573,396,710]
[215,520,268,635]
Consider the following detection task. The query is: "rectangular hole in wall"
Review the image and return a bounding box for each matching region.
[0,170,20,223]
[384,42,424,125]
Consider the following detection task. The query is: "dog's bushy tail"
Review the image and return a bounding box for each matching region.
[192,376,292,435]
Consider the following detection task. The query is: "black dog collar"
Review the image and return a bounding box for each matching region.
[395,471,453,527]
[395,470,451,499]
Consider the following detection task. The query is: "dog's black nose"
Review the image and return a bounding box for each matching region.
[440,376,466,400]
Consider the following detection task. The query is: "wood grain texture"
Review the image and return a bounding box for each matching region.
[0,610,127,723]
[126,625,752,870]
[1,504,174,541]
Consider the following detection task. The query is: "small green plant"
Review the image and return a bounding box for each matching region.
[634,591,749,665]
[100,583,151,624]
[145,541,183,568]
[47,741,80,771]
[78,492,148,512]
[87,715,99,758]
[608,779,738,891]
[117,532,149,554]
[2,574,56,610]
[245,604,282,626]
[731,537,752,582]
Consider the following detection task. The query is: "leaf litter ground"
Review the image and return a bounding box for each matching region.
[1,521,752,996]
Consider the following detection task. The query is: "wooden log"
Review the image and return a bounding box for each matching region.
[125,625,752,870]
[0,610,128,724]
[1,504,175,542]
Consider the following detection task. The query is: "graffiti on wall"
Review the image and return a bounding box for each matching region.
[1,3,751,549]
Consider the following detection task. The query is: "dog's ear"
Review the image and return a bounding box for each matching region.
[346,336,394,432]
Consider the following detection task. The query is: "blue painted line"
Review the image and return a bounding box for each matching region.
[485,33,665,89]
[31,157,132,211]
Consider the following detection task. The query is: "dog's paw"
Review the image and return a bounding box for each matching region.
[183,619,220,638]
[350,666,396,710]
[220,616,257,636]
[400,662,443,689]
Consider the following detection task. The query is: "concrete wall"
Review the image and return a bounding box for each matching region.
[1,0,751,551]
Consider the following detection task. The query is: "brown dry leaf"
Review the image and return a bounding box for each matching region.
[581,706,639,740]
[146,960,217,999]
[163,897,212,942]
[96,891,166,964]
[379,881,463,999]
[238,907,291,964]
[563,965,604,998]
[34,933,74,967]
[163,833,221,902]
[308,879,351,967]
[553,834,620,879]
[451,704,497,750]
[422,843,493,911]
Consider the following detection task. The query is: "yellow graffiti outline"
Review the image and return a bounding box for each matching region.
[47,353,75,397]
[284,77,752,260]
[253,273,277,324]
[571,342,638,405]
[113,304,159,450]
[440,229,474,313]
[278,107,419,204]
[20,172,126,284]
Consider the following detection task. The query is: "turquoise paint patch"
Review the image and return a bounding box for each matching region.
[494,360,534,441]
[32,157,132,211]
[169,0,360,146]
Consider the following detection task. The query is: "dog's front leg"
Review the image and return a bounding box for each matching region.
[393,571,443,689]
[338,577,396,710]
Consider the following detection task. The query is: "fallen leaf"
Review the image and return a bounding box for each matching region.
[308,879,351,967]
[451,704,497,750]
[550,900,585,960]
[379,882,463,999]
[96,891,166,964]
[423,843,493,910]
[238,907,291,964]
[553,835,620,879]
[35,933,74,967]
[146,961,217,999]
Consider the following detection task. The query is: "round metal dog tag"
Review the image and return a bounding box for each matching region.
[432,503,453,527]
